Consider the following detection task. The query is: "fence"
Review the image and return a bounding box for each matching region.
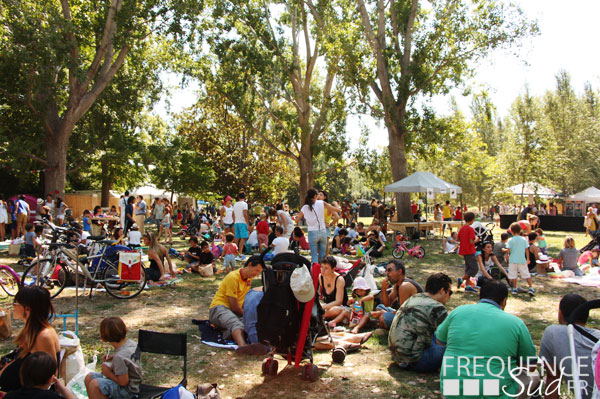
[64,194,120,220]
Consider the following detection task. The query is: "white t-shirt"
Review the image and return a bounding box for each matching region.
[233,201,248,224]
[128,230,142,245]
[247,230,258,246]
[277,210,294,233]
[301,200,326,231]
[272,236,290,255]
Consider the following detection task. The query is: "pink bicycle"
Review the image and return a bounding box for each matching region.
[0,265,21,297]
[392,234,426,259]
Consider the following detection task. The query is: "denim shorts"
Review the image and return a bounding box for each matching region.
[223,254,236,269]
[89,372,135,399]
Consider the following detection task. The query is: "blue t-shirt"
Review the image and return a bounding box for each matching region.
[508,235,528,264]
[82,216,91,232]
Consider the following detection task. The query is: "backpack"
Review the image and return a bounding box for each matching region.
[256,265,300,349]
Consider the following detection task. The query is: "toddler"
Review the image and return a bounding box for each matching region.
[328,277,374,334]
[222,233,239,273]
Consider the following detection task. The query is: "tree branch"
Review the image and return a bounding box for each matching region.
[315,160,357,177]
[60,0,81,96]
[356,0,381,56]
[21,152,49,166]
[311,65,337,139]
[400,0,419,76]
[389,0,402,56]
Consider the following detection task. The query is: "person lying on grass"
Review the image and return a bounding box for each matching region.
[208,255,268,355]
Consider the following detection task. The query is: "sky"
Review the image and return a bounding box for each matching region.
[154,0,600,150]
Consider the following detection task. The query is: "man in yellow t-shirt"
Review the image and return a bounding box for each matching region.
[209,255,265,354]
[442,200,454,234]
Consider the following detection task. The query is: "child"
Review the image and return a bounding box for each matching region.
[85,317,141,399]
[290,226,309,251]
[184,236,201,269]
[113,227,125,246]
[82,210,92,233]
[442,231,458,254]
[23,223,39,257]
[507,222,533,295]
[535,228,548,255]
[578,247,600,270]
[341,236,356,256]
[127,224,142,248]
[189,241,216,274]
[222,233,239,273]
[457,212,479,292]
[493,232,510,269]
[332,229,347,254]
[162,206,173,245]
[270,226,289,256]
[328,277,374,334]
[5,351,76,399]
[558,236,582,276]
[256,213,270,252]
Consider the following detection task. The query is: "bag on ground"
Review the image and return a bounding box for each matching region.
[59,330,85,384]
[66,355,97,399]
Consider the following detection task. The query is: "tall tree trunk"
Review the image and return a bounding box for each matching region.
[388,130,411,222]
[100,158,112,207]
[43,125,71,197]
[298,150,314,206]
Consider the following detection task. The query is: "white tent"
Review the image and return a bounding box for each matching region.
[384,171,462,193]
[505,182,558,198]
[132,185,176,200]
[569,187,600,202]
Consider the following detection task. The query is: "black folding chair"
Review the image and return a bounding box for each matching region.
[137,330,187,399]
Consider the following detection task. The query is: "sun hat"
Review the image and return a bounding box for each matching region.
[352,276,370,292]
[224,195,233,202]
[290,266,315,303]
[536,254,550,264]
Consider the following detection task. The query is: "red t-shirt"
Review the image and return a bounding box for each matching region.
[411,204,418,215]
[458,224,476,255]
[257,220,270,235]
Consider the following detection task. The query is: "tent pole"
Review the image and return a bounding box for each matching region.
[460,194,464,221]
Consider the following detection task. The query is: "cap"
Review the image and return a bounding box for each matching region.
[352,276,370,291]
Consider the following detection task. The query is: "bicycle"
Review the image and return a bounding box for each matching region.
[0,265,21,297]
[392,234,426,259]
[21,222,147,299]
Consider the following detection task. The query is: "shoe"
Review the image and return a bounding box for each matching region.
[529,287,535,297]
[457,277,463,289]
[512,288,518,295]
[465,286,478,293]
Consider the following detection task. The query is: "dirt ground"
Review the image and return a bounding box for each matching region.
[0,226,597,398]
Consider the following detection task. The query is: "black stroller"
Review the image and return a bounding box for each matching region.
[256,251,329,382]
[472,221,495,252]
[580,230,600,253]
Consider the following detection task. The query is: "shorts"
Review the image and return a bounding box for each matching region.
[508,263,530,280]
[382,311,396,329]
[224,223,234,229]
[257,233,268,246]
[88,372,135,399]
[235,223,249,239]
[16,213,27,224]
[463,254,478,277]
[155,218,162,226]
[223,254,236,269]
[209,305,244,340]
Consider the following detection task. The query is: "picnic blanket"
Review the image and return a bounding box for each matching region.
[145,277,183,289]
[192,319,238,350]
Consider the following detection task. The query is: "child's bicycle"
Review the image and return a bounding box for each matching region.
[392,234,426,259]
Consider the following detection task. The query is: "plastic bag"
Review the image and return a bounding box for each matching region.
[163,384,196,399]
[67,355,97,399]
[59,331,85,384]
[358,263,377,291]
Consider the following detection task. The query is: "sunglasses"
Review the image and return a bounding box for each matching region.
[447,288,453,296]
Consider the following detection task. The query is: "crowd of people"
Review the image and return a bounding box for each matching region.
[2,188,600,399]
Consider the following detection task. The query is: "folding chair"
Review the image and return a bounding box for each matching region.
[137,330,187,399]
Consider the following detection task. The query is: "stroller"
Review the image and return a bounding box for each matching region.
[580,230,600,253]
[256,251,329,382]
[472,221,495,252]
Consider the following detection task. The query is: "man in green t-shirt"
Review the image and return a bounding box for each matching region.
[435,280,539,398]
[388,272,453,373]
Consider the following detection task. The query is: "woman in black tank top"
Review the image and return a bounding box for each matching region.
[318,256,348,320]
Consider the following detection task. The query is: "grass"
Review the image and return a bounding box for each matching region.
[0,224,595,398]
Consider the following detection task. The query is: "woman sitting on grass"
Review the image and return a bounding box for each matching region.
[142,231,176,281]
[318,256,348,320]
[558,236,583,276]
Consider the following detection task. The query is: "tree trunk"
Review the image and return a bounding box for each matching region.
[388,130,411,222]
[100,158,112,207]
[298,150,314,206]
[43,125,71,197]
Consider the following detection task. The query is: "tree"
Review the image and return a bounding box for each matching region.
[202,0,348,202]
[340,0,537,220]
[176,89,296,203]
[0,0,203,195]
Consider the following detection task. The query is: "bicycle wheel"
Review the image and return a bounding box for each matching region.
[392,247,405,259]
[415,247,426,259]
[102,262,147,299]
[0,265,21,296]
[21,258,68,299]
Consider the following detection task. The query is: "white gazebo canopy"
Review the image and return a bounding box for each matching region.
[384,171,462,193]
[132,185,176,200]
[505,182,558,198]
[569,187,600,202]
